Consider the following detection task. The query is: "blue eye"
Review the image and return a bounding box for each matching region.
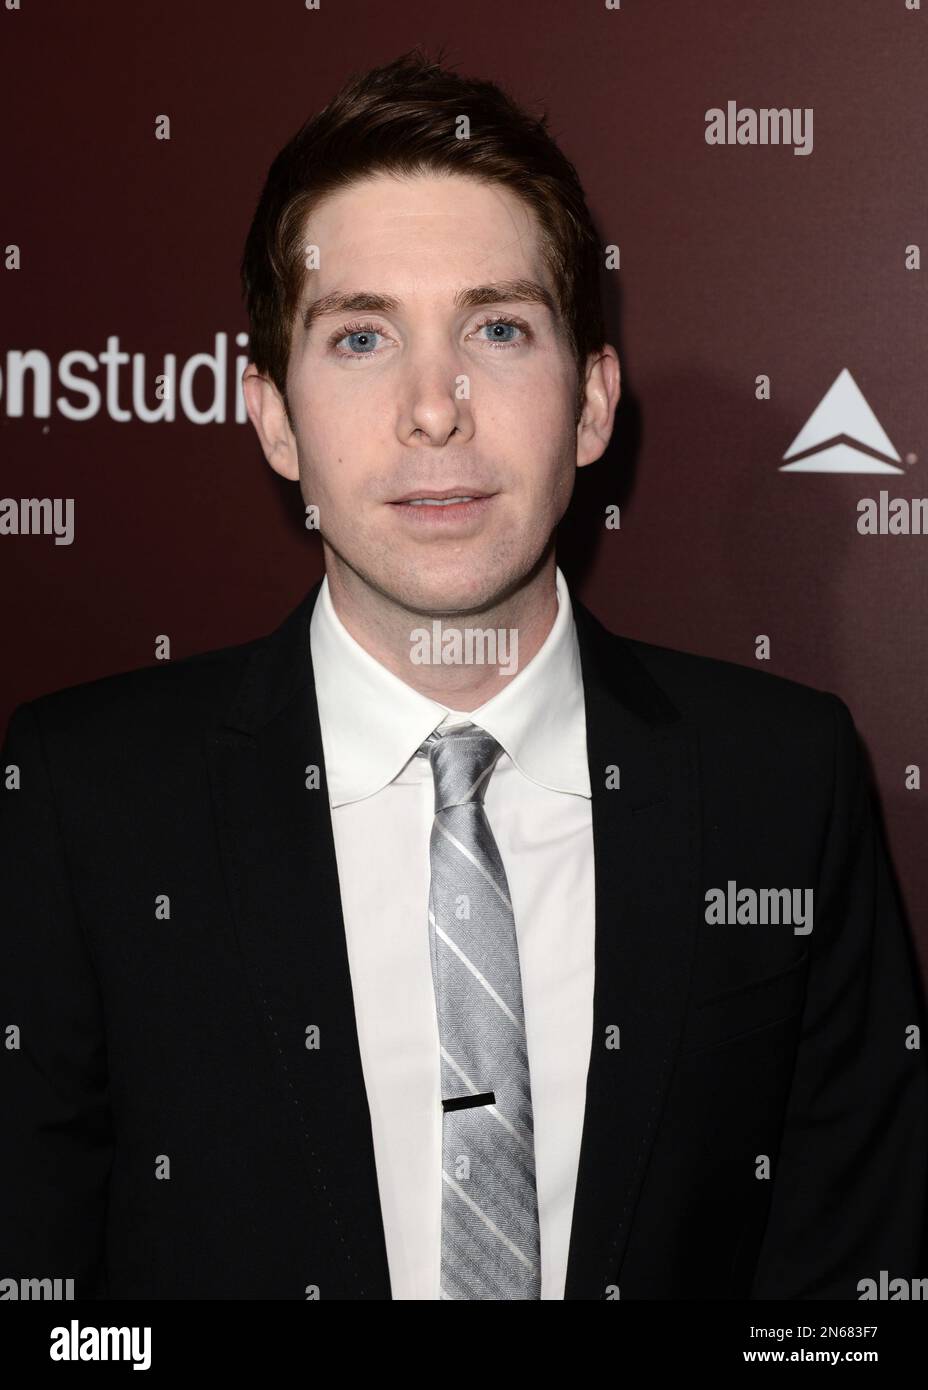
[479,321,521,344]
[338,328,381,355]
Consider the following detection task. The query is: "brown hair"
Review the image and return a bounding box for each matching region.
[240,47,606,423]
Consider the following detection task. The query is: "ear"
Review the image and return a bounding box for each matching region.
[576,346,621,468]
[242,364,300,481]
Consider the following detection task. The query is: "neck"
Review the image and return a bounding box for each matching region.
[322,548,559,711]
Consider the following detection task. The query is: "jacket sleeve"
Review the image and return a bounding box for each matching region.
[0,701,114,1298]
[750,693,928,1298]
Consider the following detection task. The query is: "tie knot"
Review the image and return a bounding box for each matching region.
[418,722,503,812]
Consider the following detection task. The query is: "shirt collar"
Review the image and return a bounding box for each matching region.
[310,564,591,806]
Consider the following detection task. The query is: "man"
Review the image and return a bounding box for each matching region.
[2,50,926,1301]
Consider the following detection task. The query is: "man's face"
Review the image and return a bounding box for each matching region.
[277,172,596,615]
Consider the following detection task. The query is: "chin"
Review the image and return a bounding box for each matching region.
[396,572,514,617]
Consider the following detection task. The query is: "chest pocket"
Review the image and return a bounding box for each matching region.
[679,953,809,1056]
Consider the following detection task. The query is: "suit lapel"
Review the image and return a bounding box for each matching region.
[205,578,701,1300]
[564,597,702,1298]
[205,579,392,1298]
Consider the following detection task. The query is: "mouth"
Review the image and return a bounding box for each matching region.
[388,490,497,526]
[403,497,479,507]
[389,487,494,505]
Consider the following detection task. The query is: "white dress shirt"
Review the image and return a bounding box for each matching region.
[309,564,595,1299]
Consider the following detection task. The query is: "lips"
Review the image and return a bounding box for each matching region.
[406,496,476,506]
[390,487,493,503]
[388,493,496,525]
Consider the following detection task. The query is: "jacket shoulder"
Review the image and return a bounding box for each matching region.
[617,630,849,733]
[4,632,264,752]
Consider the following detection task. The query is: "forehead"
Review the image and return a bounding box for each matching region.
[300,172,550,294]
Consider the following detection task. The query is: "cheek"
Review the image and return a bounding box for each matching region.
[301,382,394,462]
[293,392,363,469]
[500,364,574,444]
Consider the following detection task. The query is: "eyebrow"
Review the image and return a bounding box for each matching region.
[300,278,558,333]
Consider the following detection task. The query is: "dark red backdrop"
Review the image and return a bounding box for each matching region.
[2,0,926,975]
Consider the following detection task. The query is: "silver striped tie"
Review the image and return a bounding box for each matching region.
[419,723,541,1300]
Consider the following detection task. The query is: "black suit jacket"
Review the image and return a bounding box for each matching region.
[2,580,926,1299]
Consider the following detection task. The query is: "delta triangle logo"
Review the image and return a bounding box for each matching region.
[780,368,904,473]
